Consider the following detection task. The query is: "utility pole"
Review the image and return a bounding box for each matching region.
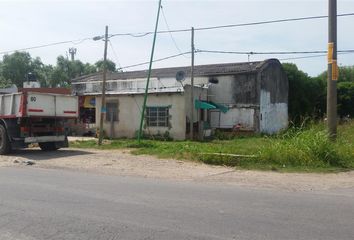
[327,0,338,139]
[137,0,162,143]
[190,27,195,140]
[68,48,77,61]
[98,26,109,145]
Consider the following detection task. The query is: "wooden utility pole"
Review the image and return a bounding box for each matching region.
[189,27,195,140]
[98,26,109,145]
[327,0,338,139]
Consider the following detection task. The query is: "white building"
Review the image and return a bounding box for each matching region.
[72,59,288,140]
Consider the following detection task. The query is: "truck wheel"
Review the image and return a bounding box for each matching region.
[0,125,11,155]
[39,142,59,151]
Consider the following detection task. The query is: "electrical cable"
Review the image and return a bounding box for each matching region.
[119,51,191,70]
[108,40,123,70]
[119,49,354,71]
[110,12,354,38]
[279,51,354,61]
[196,49,354,55]
[160,5,189,58]
[1,12,354,56]
[0,37,92,55]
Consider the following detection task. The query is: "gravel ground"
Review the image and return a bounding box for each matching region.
[1,148,353,192]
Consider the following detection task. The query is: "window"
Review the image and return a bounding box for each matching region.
[146,107,169,127]
[106,102,118,122]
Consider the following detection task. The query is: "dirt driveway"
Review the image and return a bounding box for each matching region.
[1,148,353,192]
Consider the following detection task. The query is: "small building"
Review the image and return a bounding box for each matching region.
[71,59,288,140]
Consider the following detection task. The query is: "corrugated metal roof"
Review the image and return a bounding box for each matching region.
[72,59,275,83]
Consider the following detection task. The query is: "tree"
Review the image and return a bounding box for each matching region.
[49,56,97,87]
[95,59,116,72]
[337,82,354,118]
[0,76,12,88]
[0,52,51,88]
[282,63,326,124]
[316,65,354,118]
[0,51,112,88]
[1,52,33,87]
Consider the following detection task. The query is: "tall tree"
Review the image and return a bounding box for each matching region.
[1,52,33,87]
[95,59,116,72]
[317,65,354,83]
[337,82,354,118]
[49,56,97,87]
[0,52,50,88]
[282,63,326,123]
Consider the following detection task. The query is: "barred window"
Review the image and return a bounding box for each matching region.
[106,102,118,122]
[146,107,169,127]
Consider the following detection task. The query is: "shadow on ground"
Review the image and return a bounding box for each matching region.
[8,148,94,161]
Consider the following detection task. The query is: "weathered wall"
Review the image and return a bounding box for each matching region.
[259,61,289,134]
[95,93,187,140]
[208,74,258,130]
[210,108,255,130]
[184,86,208,124]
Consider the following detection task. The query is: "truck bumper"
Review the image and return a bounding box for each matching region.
[24,136,66,144]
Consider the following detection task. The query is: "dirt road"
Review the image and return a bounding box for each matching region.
[1,148,353,192]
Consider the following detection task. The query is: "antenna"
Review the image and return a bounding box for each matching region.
[176,71,186,82]
[69,47,77,61]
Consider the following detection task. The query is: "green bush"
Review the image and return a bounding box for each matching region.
[258,127,353,168]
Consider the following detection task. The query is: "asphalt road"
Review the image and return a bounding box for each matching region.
[0,167,353,240]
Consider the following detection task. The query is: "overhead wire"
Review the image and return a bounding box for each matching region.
[160,5,189,58]
[279,51,354,61]
[196,49,354,55]
[1,12,354,56]
[110,12,354,38]
[119,49,354,70]
[119,51,191,70]
[108,40,123,70]
[1,12,354,71]
[0,37,92,55]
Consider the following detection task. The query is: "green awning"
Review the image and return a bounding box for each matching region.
[194,100,229,113]
[210,102,229,113]
[195,100,216,110]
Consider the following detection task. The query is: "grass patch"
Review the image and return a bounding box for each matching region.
[70,121,354,172]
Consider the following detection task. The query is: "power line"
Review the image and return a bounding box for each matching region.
[279,51,354,61]
[0,37,92,55]
[118,49,354,71]
[110,12,354,38]
[118,51,191,70]
[279,54,328,61]
[196,49,354,55]
[193,13,354,32]
[160,5,189,58]
[1,12,354,56]
[108,40,123,70]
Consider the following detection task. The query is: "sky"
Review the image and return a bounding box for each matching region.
[0,0,353,76]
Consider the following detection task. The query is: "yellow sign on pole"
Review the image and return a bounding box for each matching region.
[328,42,334,63]
[332,60,339,81]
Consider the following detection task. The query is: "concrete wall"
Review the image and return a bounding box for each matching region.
[208,74,258,131]
[259,60,289,134]
[184,86,208,124]
[260,90,288,134]
[210,108,255,130]
[208,74,258,105]
[95,92,187,140]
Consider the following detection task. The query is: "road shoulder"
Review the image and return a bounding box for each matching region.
[1,148,353,192]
